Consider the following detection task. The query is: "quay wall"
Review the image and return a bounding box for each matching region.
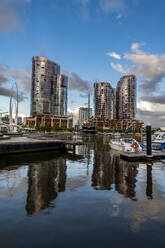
[0,140,64,155]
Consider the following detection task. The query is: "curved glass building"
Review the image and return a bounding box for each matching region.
[116,75,136,120]
[31,56,68,116]
[94,82,115,119]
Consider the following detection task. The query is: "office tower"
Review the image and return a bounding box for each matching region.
[31,56,68,116]
[79,107,93,128]
[116,75,136,120]
[94,82,114,119]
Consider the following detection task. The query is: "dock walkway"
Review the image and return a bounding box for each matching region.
[120,151,165,161]
[0,137,83,155]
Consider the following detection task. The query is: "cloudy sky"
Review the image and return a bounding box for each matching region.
[0,0,165,126]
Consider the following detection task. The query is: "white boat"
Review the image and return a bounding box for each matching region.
[109,139,142,153]
[152,132,165,146]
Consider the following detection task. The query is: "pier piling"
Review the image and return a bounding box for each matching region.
[146,124,152,157]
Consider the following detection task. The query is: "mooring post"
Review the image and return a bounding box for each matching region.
[73,144,75,155]
[61,143,66,153]
[146,123,152,156]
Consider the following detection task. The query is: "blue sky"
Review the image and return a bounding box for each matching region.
[1,0,165,126]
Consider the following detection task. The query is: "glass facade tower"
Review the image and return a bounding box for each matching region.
[94,82,115,119]
[116,75,136,120]
[31,56,68,116]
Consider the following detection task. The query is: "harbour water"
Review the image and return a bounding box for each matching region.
[0,135,165,247]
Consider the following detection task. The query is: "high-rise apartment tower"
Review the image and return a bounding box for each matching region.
[31,56,68,116]
[116,75,136,120]
[94,82,115,119]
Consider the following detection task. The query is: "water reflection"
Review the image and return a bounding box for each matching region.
[91,137,139,200]
[115,161,138,200]
[146,164,153,199]
[0,136,156,215]
[1,135,165,247]
[92,149,115,190]
[26,158,66,215]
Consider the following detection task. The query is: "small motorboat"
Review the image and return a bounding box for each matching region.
[113,132,121,138]
[152,132,165,146]
[109,139,142,153]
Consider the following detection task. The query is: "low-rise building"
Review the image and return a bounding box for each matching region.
[87,118,144,131]
[78,107,93,129]
[24,114,73,129]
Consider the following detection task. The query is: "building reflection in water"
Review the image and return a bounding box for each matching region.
[92,136,116,190]
[91,137,140,200]
[92,149,116,190]
[26,157,66,215]
[115,160,138,200]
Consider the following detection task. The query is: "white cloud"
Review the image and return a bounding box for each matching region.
[131,43,140,51]
[110,62,126,74]
[137,101,152,111]
[106,52,121,59]
[110,42,165,126]
[68,106,79,125]
[111,43,165,94]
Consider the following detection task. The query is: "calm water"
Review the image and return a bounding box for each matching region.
[0,135,165,248]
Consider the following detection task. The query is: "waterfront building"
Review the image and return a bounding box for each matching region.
[94,82,115,119]
[87,117,144,131]
[31,56,68,116]
[116,75,136,120]
[78,107,93,129]
[24,114,73,129]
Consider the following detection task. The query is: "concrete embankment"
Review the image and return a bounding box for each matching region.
[0,136,83,155]
[0,139,64,155]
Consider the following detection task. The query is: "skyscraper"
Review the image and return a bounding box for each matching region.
[31,56,68,116]
[94,82,115,119]
[116,75,136,120]
[79,107,93,128]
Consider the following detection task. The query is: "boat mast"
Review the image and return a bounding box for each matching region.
[15,82,18,126]
[9,94,13,131]
[88,92,90,120]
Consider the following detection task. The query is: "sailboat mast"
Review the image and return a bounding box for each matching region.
[9,95,13,126]
[15,82,18,126]
[88,92,90,120]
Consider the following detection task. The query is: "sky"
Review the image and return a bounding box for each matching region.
[0,0,165,127]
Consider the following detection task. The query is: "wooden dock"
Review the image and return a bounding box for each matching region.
[120,151,165,161]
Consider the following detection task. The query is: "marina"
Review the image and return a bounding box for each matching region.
[1,1,165,247]
[0,135,165,248]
